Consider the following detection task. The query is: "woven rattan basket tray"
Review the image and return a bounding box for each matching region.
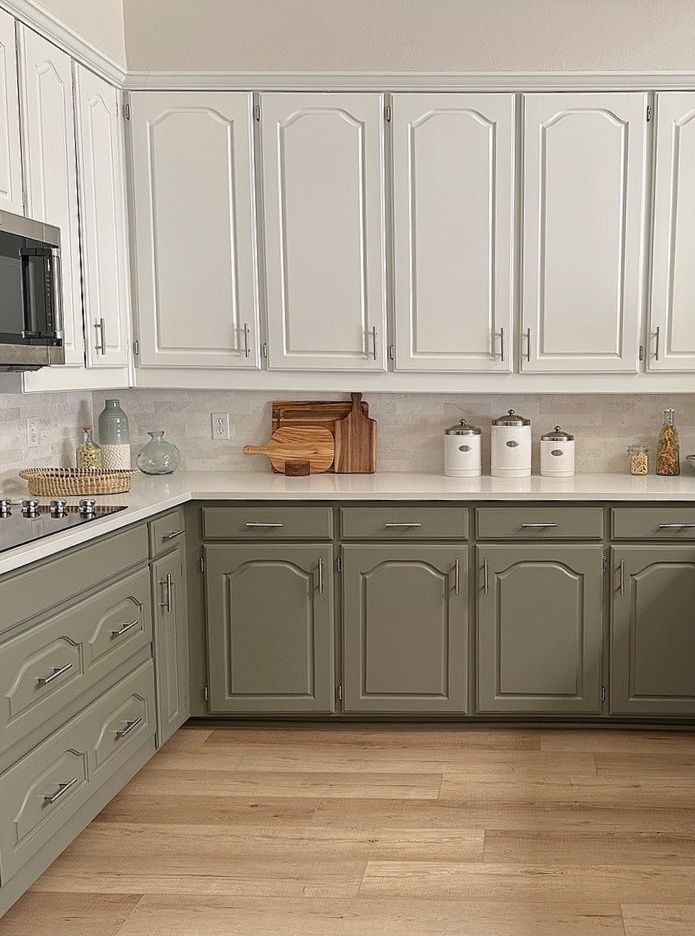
[19,467,137,497]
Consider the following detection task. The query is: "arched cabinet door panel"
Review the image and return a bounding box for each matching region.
[260,93,387,372]
[130,92,259,369]
[391,93,514,373]
[477,545,603,713]
[0,10,23,215]
[521,92,648,373]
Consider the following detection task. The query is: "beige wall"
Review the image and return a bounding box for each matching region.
[123,0,695,72]
[31,0,126,67]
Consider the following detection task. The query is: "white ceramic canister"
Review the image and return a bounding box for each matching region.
[491,409,532,478]
[444,419,482,477]
[540,425,575,477]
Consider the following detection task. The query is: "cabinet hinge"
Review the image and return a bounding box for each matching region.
[646,104,652,122]
[388,344,395,361]
[602,556,608,574]
[639,344,644,362]
[122,101,131,121]
[203,685,209,702]
[254,103,261,121]
[262,341,268,359]
[601,686,607,703]
[336,554,342,573]
[132,339,139,356]
[336,683,343,703]
[384,103,392,122]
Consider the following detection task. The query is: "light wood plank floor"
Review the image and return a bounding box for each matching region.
[4,724,695,935]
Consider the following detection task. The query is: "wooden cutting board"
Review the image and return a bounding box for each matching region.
[270,399,370,473]
[242,427,334,473]
[333,393,377,474]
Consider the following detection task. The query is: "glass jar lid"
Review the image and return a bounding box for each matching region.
[445,418,481,436]
[541,425,574,442]
[627,444,650,453]
[492,409,531,427]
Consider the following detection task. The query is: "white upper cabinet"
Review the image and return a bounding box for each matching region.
[521,92,648,373]
[18,27,83,367]
[391,93,515,372]
[649,93,695,372]
[74,65,130,369]
[260,93,387,371]
[130,91,259,369]
[0,10,22,215]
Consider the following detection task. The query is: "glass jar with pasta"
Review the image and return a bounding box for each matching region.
[656,408,680,476]
[627,444,649,476]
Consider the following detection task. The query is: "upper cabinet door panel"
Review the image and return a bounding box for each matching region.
[522,93,648,373]
[130,92,259,369]
[261,93,387,371]
[18,28,83,367]
[0,11,23,215]
[75,66,129,369]
[392,94,514,373]
[649,93,695,372]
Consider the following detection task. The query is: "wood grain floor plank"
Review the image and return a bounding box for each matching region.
[0,893,142,935]
[96,794,321,826]
[158,727,213,751]
[541,730,695,754]
[595,752,695,778]
[484,830,695,866]
[113,895,625,936]
[622,904,695,935]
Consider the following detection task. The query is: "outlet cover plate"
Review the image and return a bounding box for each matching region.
[211,413,231,440]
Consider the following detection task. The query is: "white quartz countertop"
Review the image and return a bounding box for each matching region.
[3,469,695,576]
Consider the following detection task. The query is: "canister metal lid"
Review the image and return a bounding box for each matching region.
[541,425,574,442]
[492,409,531,427]
[445,418,481,435]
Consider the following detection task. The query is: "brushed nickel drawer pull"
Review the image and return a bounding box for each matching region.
[37,662,73,687]
[384,522,423,528]
[160,573,174,613]
[111,619,139,639]
[242,322,250,358]
[520,522,559,529]
[115,716,143,740]
[317,558,324,594]
[657,523,695,529]
[482,558,489,594]
[453,557,460,595]
[619,559,626,596]
[44,776,79,805]
[245,522,284,528]
[163,529,185,540]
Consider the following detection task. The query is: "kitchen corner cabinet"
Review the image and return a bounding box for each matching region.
[260,93,387,372]
[477,545,603,713]
[342,545,468,713]
[611,547,695,715]
[204,544,335,713]
[0,10,22,214]
[74,65,130,370]
[648,92,695,372]
[152,543,190,744]
[391,93,514,372]
[521,92,647,373]
[129,91,260,370]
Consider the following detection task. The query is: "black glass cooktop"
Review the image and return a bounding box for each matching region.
[0,501,127,554]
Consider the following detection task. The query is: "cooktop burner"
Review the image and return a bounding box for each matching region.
[0,499,128,554]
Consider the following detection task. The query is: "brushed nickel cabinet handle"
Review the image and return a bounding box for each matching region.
[523,327,531,362]
[317,558,324,594]
[111,619,139,639]
[163,529,185,540]
[494,327,505,362]
[619,560,626,596]
[94,317,106,354]
[242,322,250,358]
[115,716,143,740]
[370,325,377,360]
[482,558,489,595]
[44,776,79,805]
[658,523,695,529]
[654,325,661,361]
[384,522,423,529]
[37,662,73,687]
[521,522,559,529]
[245,522,284,528]
[453,557,460,595]
[160,573,173,613]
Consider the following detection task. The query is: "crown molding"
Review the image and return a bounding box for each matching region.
[123,69,695,93]
[1,0,126,85]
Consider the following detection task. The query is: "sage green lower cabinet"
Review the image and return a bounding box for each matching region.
[204,544,335,713]
[342,545,468,713]
[611,547,695,716]
[477,545,603,714]
[152,544,190,745]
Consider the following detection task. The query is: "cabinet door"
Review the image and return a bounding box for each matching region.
[18,27,83,367]
[205,544,334,713]
[522,93,647,373]
[611,547,695,715]
[74,66,130,369]
[342,545,467,713]
[152,545,190,745]
[477,545,603,713]
[130,91,259,369]
[0,10,23,215]
[392,94,514,372]
[648,93,695,372]
[261,93,387,371]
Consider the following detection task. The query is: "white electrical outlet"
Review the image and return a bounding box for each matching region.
[211,413,231,440]
[26,418,40,448]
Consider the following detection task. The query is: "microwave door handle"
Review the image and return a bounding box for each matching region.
[50,249,63,340]
[19,250,40,338]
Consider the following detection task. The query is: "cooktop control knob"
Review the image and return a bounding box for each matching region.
[22,499,39,518]
[79,499,97,518]
[50,499,68,518]
[0,499,12,517]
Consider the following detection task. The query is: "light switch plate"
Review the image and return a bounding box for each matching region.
[211,413,231,440]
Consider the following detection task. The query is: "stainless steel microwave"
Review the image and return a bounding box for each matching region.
[0,210,64,370]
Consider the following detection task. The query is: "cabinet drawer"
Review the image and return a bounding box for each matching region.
[340,507,468,540]
[612,508,695,540]
[149,508,186,557]
[0,524,148,635]
[0,661,155,883]
[203,507,333,540]
[0,568,151,753]
[476,507,603,540]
